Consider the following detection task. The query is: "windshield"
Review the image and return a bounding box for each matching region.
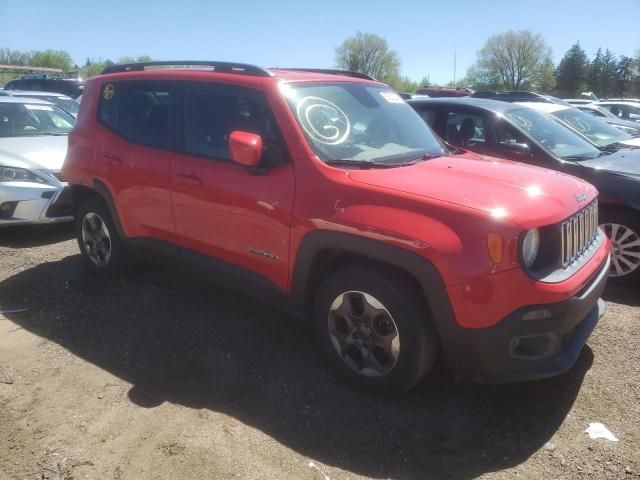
[44,96,80,117]
[552,108,631,147]
[0,102,75,137]
[505,107,600,160]
[284,82,445,164]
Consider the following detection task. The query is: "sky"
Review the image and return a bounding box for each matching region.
[1,0,639,85]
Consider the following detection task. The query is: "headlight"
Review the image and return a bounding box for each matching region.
[0,166,49,184]
[521,228,540,269]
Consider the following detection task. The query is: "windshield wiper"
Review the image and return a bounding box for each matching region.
[325,159,399,169]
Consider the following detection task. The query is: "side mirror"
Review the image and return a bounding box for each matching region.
[230,131,263,168]
[502,142,532,160]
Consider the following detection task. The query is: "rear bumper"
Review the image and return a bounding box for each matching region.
[447,254,609,383]
[0,184,73,227]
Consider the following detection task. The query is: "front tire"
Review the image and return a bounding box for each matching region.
[601,210,640,286]
[76,196,128,278]
[313,265,438,396]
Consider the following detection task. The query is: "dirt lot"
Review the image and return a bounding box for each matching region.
[0,224,638,480]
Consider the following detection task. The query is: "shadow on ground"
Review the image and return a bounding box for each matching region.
[603,283,640,307]
[0,223,74,249]
[0,257,594,480]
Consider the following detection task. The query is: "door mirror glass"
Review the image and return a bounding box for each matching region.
[230,131,263,167]
[502,142,532,160]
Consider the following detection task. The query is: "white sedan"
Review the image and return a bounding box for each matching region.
[0,97,75,226]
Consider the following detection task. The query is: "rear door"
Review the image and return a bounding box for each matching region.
[95,80,177,239]
[170,82,295,289]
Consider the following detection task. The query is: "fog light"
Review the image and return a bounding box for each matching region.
[509,333,558,360]
[521,309,552,321]
[0,201,18,219]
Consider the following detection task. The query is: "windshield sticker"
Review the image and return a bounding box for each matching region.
[24,105,53,111]
[103,84,115,100]
[380,92,404,104]
[296,96,351,145]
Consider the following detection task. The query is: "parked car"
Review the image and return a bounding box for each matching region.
[594,101,640,123]
[397,92,430,100]
[409,97,639,284]
[516,101,640,147]
[576,104,640,135]
[3,75,84,99]
[472,91,572,106]
[564,99,594,105]
[415,86,473,97]
[63,61,610,394]
[0,97,75,226]
[0,90,80,117]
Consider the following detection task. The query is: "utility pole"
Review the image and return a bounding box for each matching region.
[453,44,457,87]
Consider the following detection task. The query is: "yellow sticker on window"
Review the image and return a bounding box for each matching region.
[103,84,115,100]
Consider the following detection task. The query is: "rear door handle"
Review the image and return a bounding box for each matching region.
[175,173,201,185]
[104,152,122,166]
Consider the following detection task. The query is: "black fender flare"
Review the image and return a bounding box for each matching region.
[289,230,460,361]
[92,178,126,238]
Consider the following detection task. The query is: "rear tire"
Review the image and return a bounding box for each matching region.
[76,196,128,278]
[313,265,438,396]
[600,210,640,286]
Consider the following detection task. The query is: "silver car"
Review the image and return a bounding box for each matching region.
[0,97,75,227]
[0,89,80,117]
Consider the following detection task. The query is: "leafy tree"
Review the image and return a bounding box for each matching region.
[536,56,557,92]
[335,32,400,83]
[30,50,73,72]
[555,42,589,97]
[0,48,33,66]
[464,30,553,90]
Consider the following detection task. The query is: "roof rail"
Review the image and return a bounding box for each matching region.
[275,68,376,81]
[101,61,274,77]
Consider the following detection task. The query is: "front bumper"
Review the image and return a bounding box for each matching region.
[447,254,609,383]
[0,183,73,227]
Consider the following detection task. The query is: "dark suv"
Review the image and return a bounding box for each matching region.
[62,61,610,394]
[4,75,84,99]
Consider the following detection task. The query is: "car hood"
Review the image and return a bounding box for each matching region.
[618,136,640,147]
[580,147,640,176]
[0,135,68,171]
[347,151,597,229]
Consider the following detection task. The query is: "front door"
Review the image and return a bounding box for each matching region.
[170,82,295,289]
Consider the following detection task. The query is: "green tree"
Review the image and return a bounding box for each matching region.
[335,32,400,83]
[587,48,604,95]
[555,42,589,97]
[464,30,553,90]
[30,50,73,72]
[616,55,635,96]
[0,48,33,65]
[600,49,618,97]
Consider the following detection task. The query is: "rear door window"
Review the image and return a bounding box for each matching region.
[97,81,175,150]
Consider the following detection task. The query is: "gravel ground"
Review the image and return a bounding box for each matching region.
[0,224,638,480]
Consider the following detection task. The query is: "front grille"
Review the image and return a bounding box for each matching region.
[52,171,66,182]
[561,200,599,268]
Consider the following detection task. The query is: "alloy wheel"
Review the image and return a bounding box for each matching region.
[81,212,112,267]
[602,222,640,277]
[327,291,400,377]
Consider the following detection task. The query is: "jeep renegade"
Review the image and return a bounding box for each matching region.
[62,61,610,395]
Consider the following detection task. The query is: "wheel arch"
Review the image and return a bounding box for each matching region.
[289,231,457,346]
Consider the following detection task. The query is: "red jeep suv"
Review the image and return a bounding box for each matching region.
[63,61,610,395]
